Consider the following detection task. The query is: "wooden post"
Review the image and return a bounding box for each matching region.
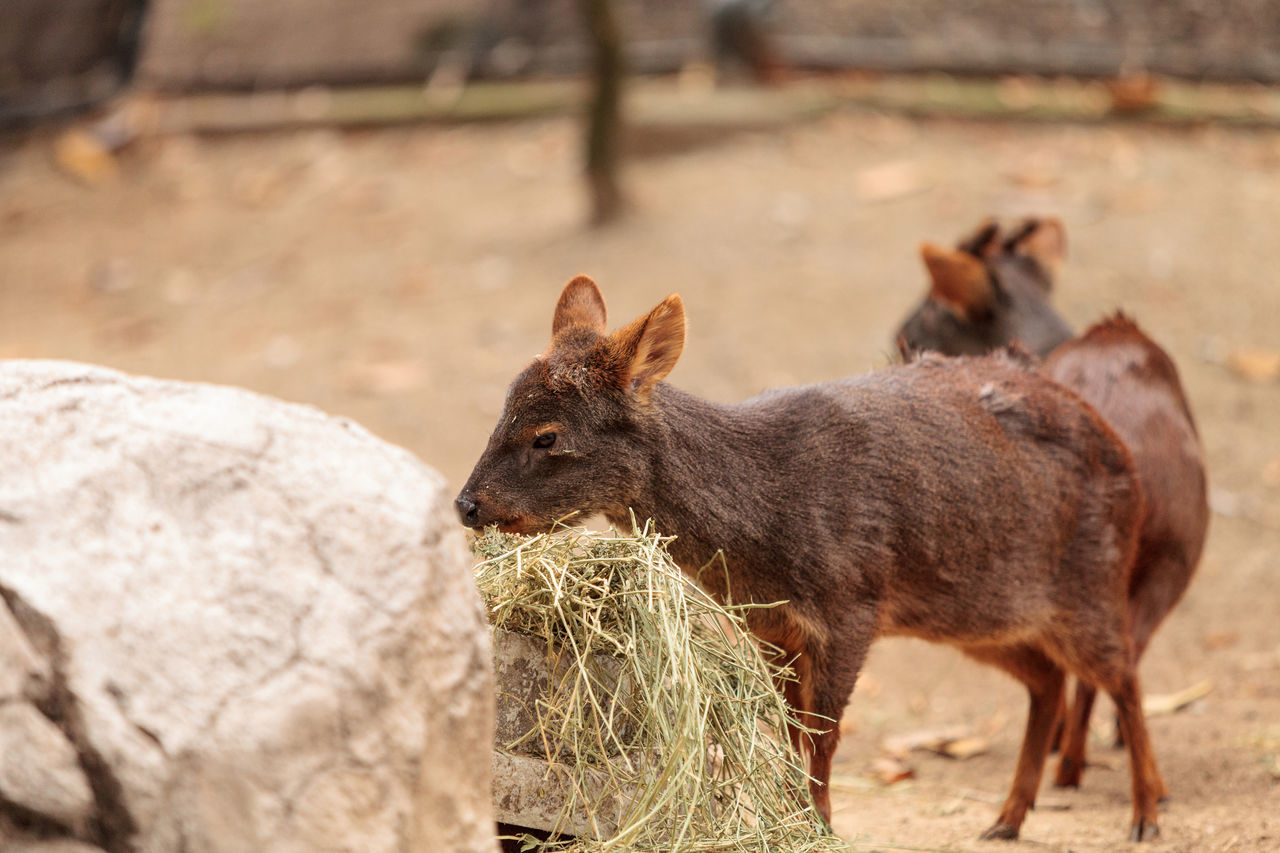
[578,0,625,225]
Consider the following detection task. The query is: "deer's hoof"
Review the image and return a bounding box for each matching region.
[1129,819,1160,842]
[979,822,1019,841]
[1053,756,1082,789]
[1111,718,1126,750]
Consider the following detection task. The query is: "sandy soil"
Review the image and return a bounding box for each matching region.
[2,94,1278,851]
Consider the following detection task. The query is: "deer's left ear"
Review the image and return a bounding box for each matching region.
[552,274,608,337]
[920,242,995,320]
[607,294,686,398]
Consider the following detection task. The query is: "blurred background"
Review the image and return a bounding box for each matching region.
[2,1,1278,849]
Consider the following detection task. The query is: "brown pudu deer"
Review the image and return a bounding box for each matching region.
[896,217,1209,795]
[458,275,1165,841]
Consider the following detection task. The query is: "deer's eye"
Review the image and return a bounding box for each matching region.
[532,432,557,449]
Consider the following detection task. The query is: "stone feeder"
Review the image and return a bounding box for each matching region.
[490,627,640,840]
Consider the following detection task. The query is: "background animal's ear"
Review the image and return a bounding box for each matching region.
[1005,217,1067,284]
[920,242,995,320]
[552,274,608,337]
[955,217,1003,259]
[607,294,686,398]
[896,334,918,363]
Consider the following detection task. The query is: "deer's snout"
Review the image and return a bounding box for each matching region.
[455,492,482,528]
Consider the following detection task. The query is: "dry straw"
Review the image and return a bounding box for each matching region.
[474,519,850,853]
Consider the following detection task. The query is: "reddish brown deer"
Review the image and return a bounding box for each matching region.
[896,217,1209,794]
[1042,315,1209,790]
[459,275,1165,841]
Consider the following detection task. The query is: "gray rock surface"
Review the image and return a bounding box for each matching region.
[0,360,496,853]
[7,842,110,853]
[0,703,95,832]
[0,597,48,700]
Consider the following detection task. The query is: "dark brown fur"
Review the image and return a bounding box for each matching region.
[458,276,1164,841]
[895,218,1209,793]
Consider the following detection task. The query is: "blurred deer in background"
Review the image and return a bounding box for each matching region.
[707,0,784,85]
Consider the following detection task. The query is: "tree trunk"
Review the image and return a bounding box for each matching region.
[577,0,625,225]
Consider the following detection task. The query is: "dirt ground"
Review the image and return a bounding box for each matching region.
[2,90,1278,851]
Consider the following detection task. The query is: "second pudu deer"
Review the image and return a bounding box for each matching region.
[458,275,1165,841]
[896,217,1209,794]
[898,218,1074,359]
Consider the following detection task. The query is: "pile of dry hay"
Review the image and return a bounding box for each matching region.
[474,521,849,853]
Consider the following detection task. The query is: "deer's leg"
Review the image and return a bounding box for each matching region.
[1112,552,1191,760]
[754,612,825,818]
[771,659,807,762]
[774,644,838,825]
[965,645,1064,841]
[1048,682,1068,754]
[1127,552,1193,666]
[753,603,878,826]
[804,663,866,827]
[779,645,834,825]
[797,609,876,827]
[1063,620,1164,840]
[1054,680,1097,788]
[1100,668,1163,841]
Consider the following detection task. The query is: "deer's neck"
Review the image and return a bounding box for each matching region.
[612,383,787,576]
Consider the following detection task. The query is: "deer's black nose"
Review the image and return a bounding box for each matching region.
[455,494,481,528]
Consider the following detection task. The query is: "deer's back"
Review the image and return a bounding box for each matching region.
[1044,315,1209,582]
[725,352,1142,645]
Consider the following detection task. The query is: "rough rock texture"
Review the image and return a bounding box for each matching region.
[0,360,496,853]
[7,842,109,853]
[0,703,96,832]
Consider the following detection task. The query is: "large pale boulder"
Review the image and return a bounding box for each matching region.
[0,360,495,853]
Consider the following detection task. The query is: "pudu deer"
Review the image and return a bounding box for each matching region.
[458,275,1165,841]
[897,217,1209,792]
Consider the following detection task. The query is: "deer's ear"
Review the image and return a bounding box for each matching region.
[552,274,608,337]
[1005,217,1066,285]
[896,334,918,363]
[921,242,995,320]
[608,294,686,397]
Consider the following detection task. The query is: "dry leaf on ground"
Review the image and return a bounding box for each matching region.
[870,756,915,785]
[855,160,928,203]
[882,724,972,757]
[1263,455,1280,487]
[53,129,119,185]
[1227,348,1280,383]
[1143,680,1213,716]
[1202,631,1240,651]
[937,736,990,760]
